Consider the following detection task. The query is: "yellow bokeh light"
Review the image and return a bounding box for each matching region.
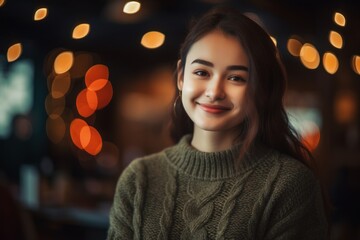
[334,12,346,27]
[34,8,48,21]
[329,31,343,49]
[141,31,165,49]
[299,43,320,69]
[54,51,74,74]
[323,52,339,74]
[0,0,6,7]
[7,43,22,62]
[352,55,360,75]
[123,1,141,14]
[72,23,90,39]
[287,37,303,57]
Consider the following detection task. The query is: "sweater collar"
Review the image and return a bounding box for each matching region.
[164,135,270,180]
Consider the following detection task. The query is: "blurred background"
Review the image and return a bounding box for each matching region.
[0,0,359,239]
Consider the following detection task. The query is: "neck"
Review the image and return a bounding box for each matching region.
[191,127,239,152]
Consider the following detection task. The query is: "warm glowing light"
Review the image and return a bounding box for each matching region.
[70,118,88,149]
[72,23,90,39]
[7,43,22,62]
[94,80,113,109]
[141,31,165,49]
[82,126,102,155]
[54,51,74,74]
[45,95,65,119]
[334,12,346,27]
[85,64,109,89]
[323,52,339,74]
[46,117,66,144]
[351,55,360,75]
[287,37,302,57]
[80,125,91,148]
[0,0,5,7]
[329,31,343,49]
[51,73,71,98]
[299,43,320,69]
[34,8,48,21]
[123,1,141,14]
[76,89,98,117]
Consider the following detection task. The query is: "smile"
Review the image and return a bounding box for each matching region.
[198,103,231,114]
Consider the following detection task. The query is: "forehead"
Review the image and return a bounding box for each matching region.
[186,30,249,67]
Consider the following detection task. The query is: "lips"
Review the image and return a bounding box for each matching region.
[198,103,231,114]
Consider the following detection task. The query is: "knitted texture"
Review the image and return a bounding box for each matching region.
[107,135,328,239]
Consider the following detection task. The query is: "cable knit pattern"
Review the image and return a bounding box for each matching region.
[216,170,252,239]
[247,154,281,238]
[181,180,223,239]
[107,135,328,240]
[158,164,178,239]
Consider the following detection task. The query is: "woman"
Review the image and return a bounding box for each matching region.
[107,6,329,239]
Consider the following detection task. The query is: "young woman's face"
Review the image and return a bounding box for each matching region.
[178,30,250,135]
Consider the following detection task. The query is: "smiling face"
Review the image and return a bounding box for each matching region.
[178,30,250,140]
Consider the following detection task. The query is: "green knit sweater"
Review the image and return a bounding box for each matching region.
[107,135,328,239]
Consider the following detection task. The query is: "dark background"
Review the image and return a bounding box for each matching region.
[1,0,360,239]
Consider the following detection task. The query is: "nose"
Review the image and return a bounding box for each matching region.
[205,76,225,101]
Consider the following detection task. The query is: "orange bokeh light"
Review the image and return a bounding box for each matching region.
[85,64,109,88]
[82,126,103,155]
[70,118,88,149]
[76,89,98,117]
[95,80,113,109]
[88,78,109,91]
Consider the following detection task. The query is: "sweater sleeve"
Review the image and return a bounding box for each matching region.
[107,162,137,240]
[264,158,329,240]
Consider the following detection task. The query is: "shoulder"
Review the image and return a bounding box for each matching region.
[118,147,173,182]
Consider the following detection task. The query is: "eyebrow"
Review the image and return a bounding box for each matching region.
[191,59,248,71]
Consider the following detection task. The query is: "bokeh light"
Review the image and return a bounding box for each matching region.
[51,73,71,99]
[34,8,48,21]
[81,126,102,155]
[329,31,343,49]
[85,64,109,89]
[323,52,339,74]
[351,55,360,75]
[76,89,98,117]
[141,31,165,49]
[123,1,141,14]
[334,12,346,27]
[72,23,90,39]
[299,43,320,69]
[7,43,22,62]
[94,80,113,109]
[287,37,303,57]
[70,118,88,149]
[54,51,74,74]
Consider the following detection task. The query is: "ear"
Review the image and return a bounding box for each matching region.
[176,60,184,91]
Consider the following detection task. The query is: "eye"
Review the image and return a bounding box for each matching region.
[193,70,209,77]
[228,75,247,83]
